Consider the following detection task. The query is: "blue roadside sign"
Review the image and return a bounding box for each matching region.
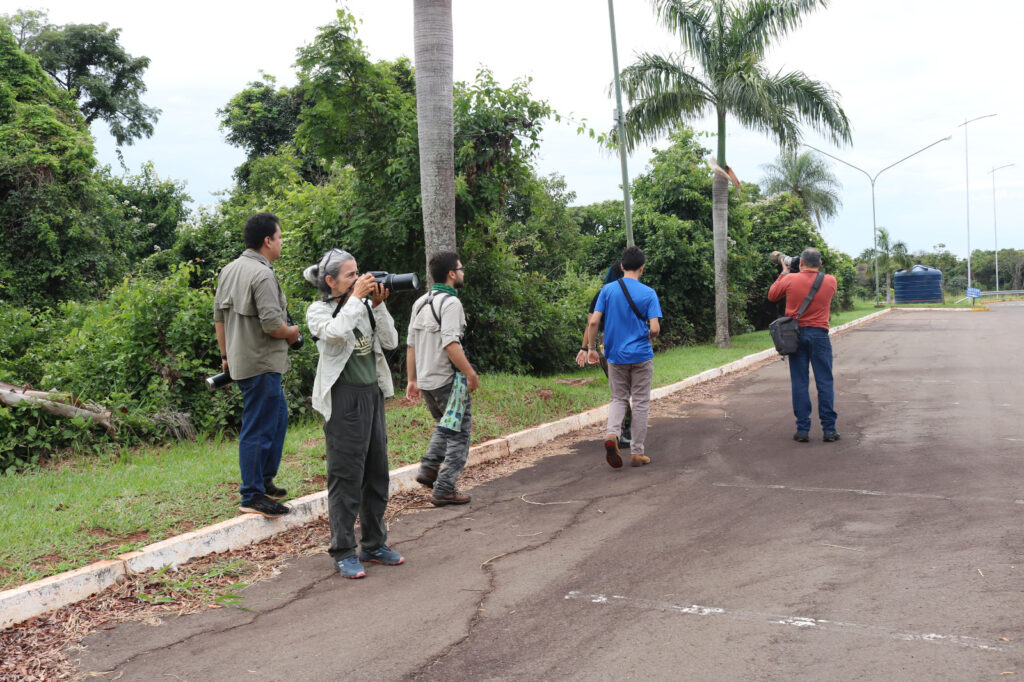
[967,287,981,298]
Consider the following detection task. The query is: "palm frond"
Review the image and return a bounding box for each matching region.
[618,52,714,151]
[765,69,852,146]
[649,0,714,73]
[730,0,829,58]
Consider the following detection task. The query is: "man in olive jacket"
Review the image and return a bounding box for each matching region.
[214,212,301,518]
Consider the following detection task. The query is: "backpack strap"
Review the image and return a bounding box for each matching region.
[415,292,452,326]
[617,279,647,324]
[794,272,826,319]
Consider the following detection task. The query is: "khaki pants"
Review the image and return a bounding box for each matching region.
[606,360,653,454]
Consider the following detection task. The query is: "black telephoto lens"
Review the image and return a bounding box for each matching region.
[206,372,233,390]
[368,271,421,292]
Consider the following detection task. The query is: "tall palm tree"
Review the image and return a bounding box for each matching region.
[414,0,456,279]
[620,0,851,347]
[761,149,842,228]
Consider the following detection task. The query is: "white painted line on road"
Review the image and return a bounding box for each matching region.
[712,482,1024,506]
[564,591,1012,652]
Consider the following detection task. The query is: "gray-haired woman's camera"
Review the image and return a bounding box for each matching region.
[206,371,233,390]
[368,271,421,292]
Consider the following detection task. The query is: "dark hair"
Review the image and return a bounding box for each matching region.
[243,212,281,250]
[603,261,624,284]
[429,251,460,284]
[620,246,646,271]
[800,247,822,268]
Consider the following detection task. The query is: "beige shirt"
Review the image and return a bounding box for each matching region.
[406,291,466,391]
[306,297,398,422]
[213,250,290,380]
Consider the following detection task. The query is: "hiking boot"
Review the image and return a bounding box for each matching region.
[431,490,471,506]
[823,431,841,442]
[604,433,623,468]
[359,544,405,566]
[336,556,366,579]
[630,453,650,467]
[793,432,809,443]
[415,467,438,489]
[239,495,291,518]
[264,481,287,500]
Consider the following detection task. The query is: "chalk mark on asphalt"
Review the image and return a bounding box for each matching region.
[712,482,1024,506]
[564,591,1014,652]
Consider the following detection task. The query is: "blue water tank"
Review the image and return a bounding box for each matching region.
[894,265,944,303]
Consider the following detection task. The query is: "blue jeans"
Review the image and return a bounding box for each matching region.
[236,373,288,504]
[788,326,837,434]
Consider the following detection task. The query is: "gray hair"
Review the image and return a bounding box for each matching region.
[800,247,822,268]
[303,248,354,300]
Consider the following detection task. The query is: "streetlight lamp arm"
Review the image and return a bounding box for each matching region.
[873,136,953,181]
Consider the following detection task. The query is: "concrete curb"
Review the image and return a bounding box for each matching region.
[0,307,893,630]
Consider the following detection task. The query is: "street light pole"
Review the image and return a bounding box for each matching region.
[958,114,997,293]
[988,163,1014,293]
[802,136,952,305]
[607,0,634,248]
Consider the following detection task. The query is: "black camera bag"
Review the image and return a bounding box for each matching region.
[769,272,825,355]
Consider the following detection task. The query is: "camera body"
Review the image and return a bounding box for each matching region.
[367,271,421,292]
[286,314,304,350]
[770,251,801,273]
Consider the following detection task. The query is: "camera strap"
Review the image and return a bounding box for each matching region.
[794,272,826,320]
[617,279,648,325]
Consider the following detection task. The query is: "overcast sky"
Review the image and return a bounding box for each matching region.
[19,0,1023,259]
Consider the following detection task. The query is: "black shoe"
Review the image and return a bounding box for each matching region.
[618,435,631,448]
[264,482,287,500]
[415,467,438,489]
[240,495,291,518]
[823,431,841,442]
[793,432,809,443]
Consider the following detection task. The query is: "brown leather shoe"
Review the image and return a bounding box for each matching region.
[604,433,623,468]
[630,454,650,467]
[431,490,471,506]
[415,467,438,488]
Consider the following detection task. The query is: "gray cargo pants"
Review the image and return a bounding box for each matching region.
[324,382,389,561]
[420,380,472,495]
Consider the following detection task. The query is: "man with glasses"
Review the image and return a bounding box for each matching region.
[214,212,301,518]
[406,251,477,506]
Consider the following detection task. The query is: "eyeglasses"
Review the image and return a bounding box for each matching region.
[454,266,465,271]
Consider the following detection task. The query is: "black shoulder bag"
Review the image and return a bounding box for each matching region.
[769,272,825,355]
[617,279,649,327]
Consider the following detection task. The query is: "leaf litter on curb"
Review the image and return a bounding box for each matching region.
[0,372,742,681]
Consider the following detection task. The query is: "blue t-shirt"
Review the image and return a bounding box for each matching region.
[594,278,662,364]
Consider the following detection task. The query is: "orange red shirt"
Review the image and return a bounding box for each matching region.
[767,270,838,330]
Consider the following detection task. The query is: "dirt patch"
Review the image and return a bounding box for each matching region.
[535,388,554,400]
[30,554,64,572]
[552,377,595,386]
[390,396,420,408]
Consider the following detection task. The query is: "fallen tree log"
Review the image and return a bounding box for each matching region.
[0,384,116,436]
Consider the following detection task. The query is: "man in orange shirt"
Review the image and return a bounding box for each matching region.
[767,248,839,443]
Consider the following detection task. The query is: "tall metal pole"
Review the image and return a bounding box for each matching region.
[958,114,997,293]
[607,0,634,247]
[988,163,1014,292]
[803,135,951,305]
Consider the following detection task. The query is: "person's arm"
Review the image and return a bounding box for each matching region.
[406,345,420,400]
[767,268,790,302]
[268,323,300,344]
[370,285,399,351]
[444,342,479,392]
[586,311,603,362]
[307,296,363,343]
[649,317,661,338]
[215,321,228,372]
[575,325,591,367]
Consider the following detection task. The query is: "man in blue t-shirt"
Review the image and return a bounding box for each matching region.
[587,246,662,468]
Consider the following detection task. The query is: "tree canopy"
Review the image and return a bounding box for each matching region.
[1,9,160,146]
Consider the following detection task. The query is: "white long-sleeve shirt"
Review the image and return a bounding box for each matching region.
[306,296,398,422]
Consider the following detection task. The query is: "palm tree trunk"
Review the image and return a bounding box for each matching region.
[712,172,730,348]
[713,110,730,348]
[413,0,456,280]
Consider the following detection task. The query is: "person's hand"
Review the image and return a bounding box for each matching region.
[351,272,377,300]
[287,325,301,345]
[370,283,389,308]
[406,380,420,401]
[587,349,600,365]
[221,357,229,372]
[466,371,480,392]
[780,260,790,274]
[575,349,587,368]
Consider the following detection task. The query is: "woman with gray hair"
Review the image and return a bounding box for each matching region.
[304,248,403,579]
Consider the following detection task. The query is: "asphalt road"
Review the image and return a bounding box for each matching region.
[79,307,1023,681]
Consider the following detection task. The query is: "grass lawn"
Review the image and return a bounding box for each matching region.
[0,300,883,590]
